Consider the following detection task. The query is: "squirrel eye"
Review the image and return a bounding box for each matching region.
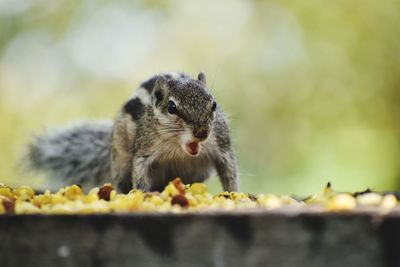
[167,101,177,114]
[211,101,217,112]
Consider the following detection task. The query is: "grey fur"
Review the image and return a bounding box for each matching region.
[27,121,113,188]
[27,72,239,192]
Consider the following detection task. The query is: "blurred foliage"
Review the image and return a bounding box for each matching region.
[0,0,399,194]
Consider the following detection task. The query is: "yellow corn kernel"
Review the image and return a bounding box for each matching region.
[164,183,180,197]
[280,195,300,205]
[0,187,13,199]
[156,202,172,212]
[13,186,35,200]
[44,203,74,214]
[88,187,100,195]
[140,201,158,212]
[195,193,213,205]
[189,183,208,195]
[381,194,397,212]
[257,194,282,209]
[55,187,66,196]
[0,201,5,214]
[230,192,249,201]
[129,191,144,207]
[356,193,383,206]
[222,199,236,210]
[237,201,258,209]
[110,191,144,212]
[326,194,356,211]
[77,200,110,214]
[304,195,327,205]
[64,185,83,200]
[149,195,164,206]
[14,200,40,214]
[185,194,198,207]
[51,194,67,205]
[109,197,129,212]
[170,204,183,213]
[82,192,99,204]
[109,190,117,201]
[32,191,53,207]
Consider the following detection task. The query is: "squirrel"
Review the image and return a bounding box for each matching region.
[26,72,239,193]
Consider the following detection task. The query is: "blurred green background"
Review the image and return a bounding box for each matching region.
[0,0,399,195]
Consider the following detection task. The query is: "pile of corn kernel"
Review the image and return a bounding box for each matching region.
[0,179,398,214]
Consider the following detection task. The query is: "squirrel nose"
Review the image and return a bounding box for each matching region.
[193,129,209,140]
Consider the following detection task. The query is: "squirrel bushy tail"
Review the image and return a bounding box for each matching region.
[26,120,113,188]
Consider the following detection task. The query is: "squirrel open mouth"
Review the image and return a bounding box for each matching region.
[185,142,199,156]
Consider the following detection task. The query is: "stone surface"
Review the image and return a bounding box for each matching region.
[1,210,400,267]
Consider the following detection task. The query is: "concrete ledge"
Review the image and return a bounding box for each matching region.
[1,210,400,267]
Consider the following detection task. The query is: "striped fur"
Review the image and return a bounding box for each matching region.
[27,72,239,192]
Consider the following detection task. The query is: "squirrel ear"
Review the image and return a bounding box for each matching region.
[153,75,167,105]
[155,75,167,90]
[197,72,207,85]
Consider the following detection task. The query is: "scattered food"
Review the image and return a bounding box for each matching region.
[0,179,398,214]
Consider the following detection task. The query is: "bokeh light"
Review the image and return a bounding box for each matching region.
[0,0,399,195]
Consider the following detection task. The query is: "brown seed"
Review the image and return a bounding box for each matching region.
[98,185,114,201]
[172,178,186,194]
[171,194,189,208]
[2,198,15,214]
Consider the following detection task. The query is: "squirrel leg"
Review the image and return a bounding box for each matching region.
[131,156,152,191]
[214,149,239,192]
[110,146,134,193]
[111,115,137,193]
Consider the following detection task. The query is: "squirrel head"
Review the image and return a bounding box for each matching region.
[151,72,217,156]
